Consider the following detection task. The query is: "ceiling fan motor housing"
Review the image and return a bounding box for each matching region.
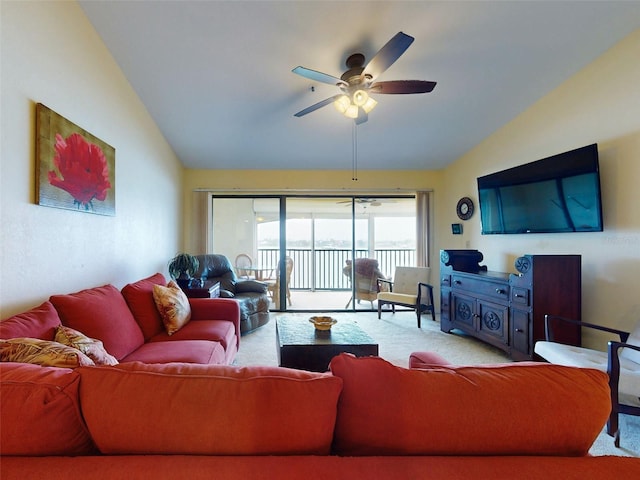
[341,53,371,85]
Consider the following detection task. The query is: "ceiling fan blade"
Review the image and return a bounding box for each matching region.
[369,80,437,94]
[294,94,343,118]
[362,32,414,81]
[292,66,348,87]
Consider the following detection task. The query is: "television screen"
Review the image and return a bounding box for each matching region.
[477,144,603,234]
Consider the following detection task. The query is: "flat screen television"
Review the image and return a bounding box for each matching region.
[477,144,603,234]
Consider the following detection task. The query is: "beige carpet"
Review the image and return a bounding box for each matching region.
[235,311,640,458]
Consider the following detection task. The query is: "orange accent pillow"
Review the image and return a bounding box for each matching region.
[55,325,118,366]
[0,337,94,368]
[330,353,610,456]
[152,281,191,335]
[78,362,343,455]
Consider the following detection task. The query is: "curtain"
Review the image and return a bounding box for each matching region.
[192,191,212,254]
[415,191,430,268]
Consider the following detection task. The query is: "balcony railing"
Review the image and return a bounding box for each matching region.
[257,248,415,290]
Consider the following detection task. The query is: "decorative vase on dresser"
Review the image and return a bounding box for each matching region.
[440,249,581,361]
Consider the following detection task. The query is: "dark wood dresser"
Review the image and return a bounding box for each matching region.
[440,249,581,361]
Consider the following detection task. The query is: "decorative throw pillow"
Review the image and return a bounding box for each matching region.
[0,338,94,368]
[152,280,191,335]
[55,325,118,366]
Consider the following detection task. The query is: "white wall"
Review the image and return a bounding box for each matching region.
[0,1,183,317]
[436,29,640,348]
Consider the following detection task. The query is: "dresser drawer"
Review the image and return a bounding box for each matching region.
[511,287,529,306]
[451,274,509,303]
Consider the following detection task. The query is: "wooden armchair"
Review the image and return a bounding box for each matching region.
[266,257,293,309]
[534,314,640,447]
[377,266,434,328]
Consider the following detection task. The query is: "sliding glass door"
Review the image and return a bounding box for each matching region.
[211,194,416,312]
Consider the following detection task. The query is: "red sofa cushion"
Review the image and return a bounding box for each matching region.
[330,353,611,456]
[120,272,167,340]
[0,301,61,340]
[78,362,343,455]
[149,319,236,350]
[0,363,95,456]
[50,284,144,360]
[189,298,241,350]
[120,339,227,364]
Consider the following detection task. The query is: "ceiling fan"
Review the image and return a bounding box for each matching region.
[336,198,397,207]
[292,32,436,125]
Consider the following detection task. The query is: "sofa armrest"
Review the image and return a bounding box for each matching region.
[235,280,268,294]
[188,298,241,348]
[544,314,630,343]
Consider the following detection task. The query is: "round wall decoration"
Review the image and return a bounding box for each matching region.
[456,197,474,220]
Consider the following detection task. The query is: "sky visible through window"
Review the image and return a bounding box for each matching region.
[258,217,415,249]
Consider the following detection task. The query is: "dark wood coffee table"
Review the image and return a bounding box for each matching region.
[276,316,378,372]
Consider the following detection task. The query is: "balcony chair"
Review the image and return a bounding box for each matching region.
[266,257,293,309]
[534,314,640,447]
[343,258,388,309]
[377,266,435,328]
[235,253,254,280]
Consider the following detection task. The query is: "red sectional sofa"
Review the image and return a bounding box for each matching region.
[2,353,640,479]
[0,273,240,365]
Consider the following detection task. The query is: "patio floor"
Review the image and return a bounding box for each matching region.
[270,289,397,312]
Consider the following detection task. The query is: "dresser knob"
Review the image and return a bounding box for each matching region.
[495,288,505,294]
[515,328,524,333]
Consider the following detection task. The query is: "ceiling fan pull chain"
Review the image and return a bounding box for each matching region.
[352,122,358,181]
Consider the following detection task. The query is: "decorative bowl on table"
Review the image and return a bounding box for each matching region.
[309,316,337,331]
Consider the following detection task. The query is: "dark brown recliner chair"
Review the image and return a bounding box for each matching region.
[194,254,270,334]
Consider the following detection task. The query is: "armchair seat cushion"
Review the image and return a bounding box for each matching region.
[535,341,640,403]
[377,292,416,305]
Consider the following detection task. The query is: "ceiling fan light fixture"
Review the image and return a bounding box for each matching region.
[362,96,377,113]
[352,89,369,107]
[333,95,351,114]
[345,104,359,119]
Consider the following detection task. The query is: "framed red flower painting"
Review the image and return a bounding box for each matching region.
[35,103,115,216]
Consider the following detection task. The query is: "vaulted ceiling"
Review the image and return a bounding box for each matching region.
[79,1,640,171]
